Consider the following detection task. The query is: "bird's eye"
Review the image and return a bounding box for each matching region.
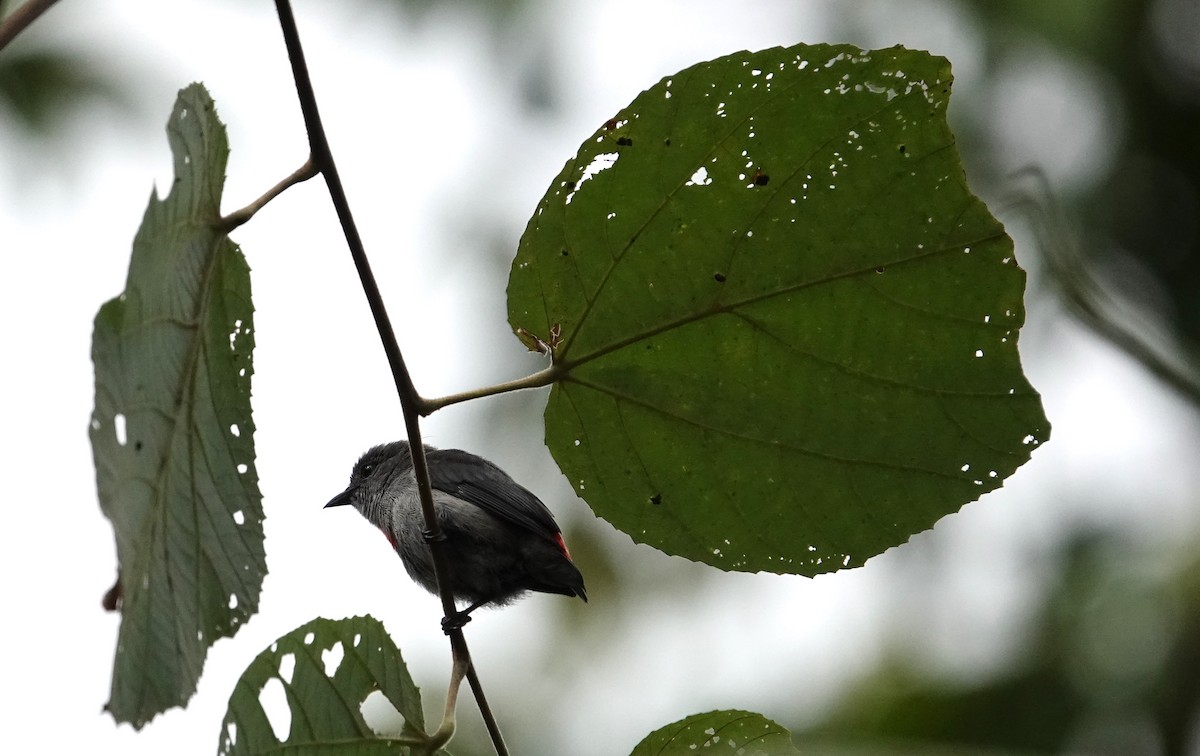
[361,463,375,476]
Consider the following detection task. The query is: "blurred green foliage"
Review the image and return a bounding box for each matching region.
[0,47,128,140]
[971,0,1200,354]
[796,529,1200,754]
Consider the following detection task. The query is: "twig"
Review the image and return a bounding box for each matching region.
[424,651,469,753]
[0,0,58,51]
[1002,169,1200,408]
[459,644,507,753]
[219,158,317,232]
[272,1,508,754]
[419,364,563,414]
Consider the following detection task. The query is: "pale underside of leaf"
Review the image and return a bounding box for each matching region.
[90,83,265,727]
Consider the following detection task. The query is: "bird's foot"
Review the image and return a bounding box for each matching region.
[440,611,472,634]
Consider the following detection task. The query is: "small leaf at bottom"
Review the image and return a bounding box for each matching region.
[219,616,427,755]
[631,710,799,755]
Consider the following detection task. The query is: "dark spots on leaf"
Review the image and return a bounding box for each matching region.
[714,272,727,283]
[663,138,671,147]
[898,144,907,155]
[565,180,576,190]
[753,169,769,186]
[875,266,885,274]
[603,118,619,130]
[135,440,143,451]
[616,136,633,147]
[560,249,570,257]
[650,493,662,506]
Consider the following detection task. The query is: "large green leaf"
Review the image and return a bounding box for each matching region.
[90,83,264,727]
[508,43,1049,575]
[219,616,429,756]
[631,710,799,755]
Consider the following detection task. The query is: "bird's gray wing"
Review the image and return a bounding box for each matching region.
[426,448,561,538]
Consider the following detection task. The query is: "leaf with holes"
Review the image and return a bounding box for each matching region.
[219,616,430,755]
[631,710,799,755]
[90,83,265,727]
[509,43,1049,575]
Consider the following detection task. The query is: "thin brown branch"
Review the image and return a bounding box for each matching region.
[272,2,509,753]
[0,0,58,51]
[460,646,508,754]
[219,158,317,232]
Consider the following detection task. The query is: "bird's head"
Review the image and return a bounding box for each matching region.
[325,441,414,520]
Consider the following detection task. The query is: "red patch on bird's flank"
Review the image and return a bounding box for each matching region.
[555,532,572,558]
[381,529,398,549]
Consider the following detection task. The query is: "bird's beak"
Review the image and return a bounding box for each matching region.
[324,488,354,509]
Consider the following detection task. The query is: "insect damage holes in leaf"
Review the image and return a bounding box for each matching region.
[278,653,295,684]
[228,319,248,351]
[322,641,345,677]
[686,166,713,186]
[565,152,619,204]
[259,676,291,742]
[360,691,405,736]
[114,413,127,446]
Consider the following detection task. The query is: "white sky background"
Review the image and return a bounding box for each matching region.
[3,0,1200,753]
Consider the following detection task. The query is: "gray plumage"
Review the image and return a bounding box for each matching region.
[326,441,587,619]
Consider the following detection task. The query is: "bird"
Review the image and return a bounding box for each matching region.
[326,440,586,629]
